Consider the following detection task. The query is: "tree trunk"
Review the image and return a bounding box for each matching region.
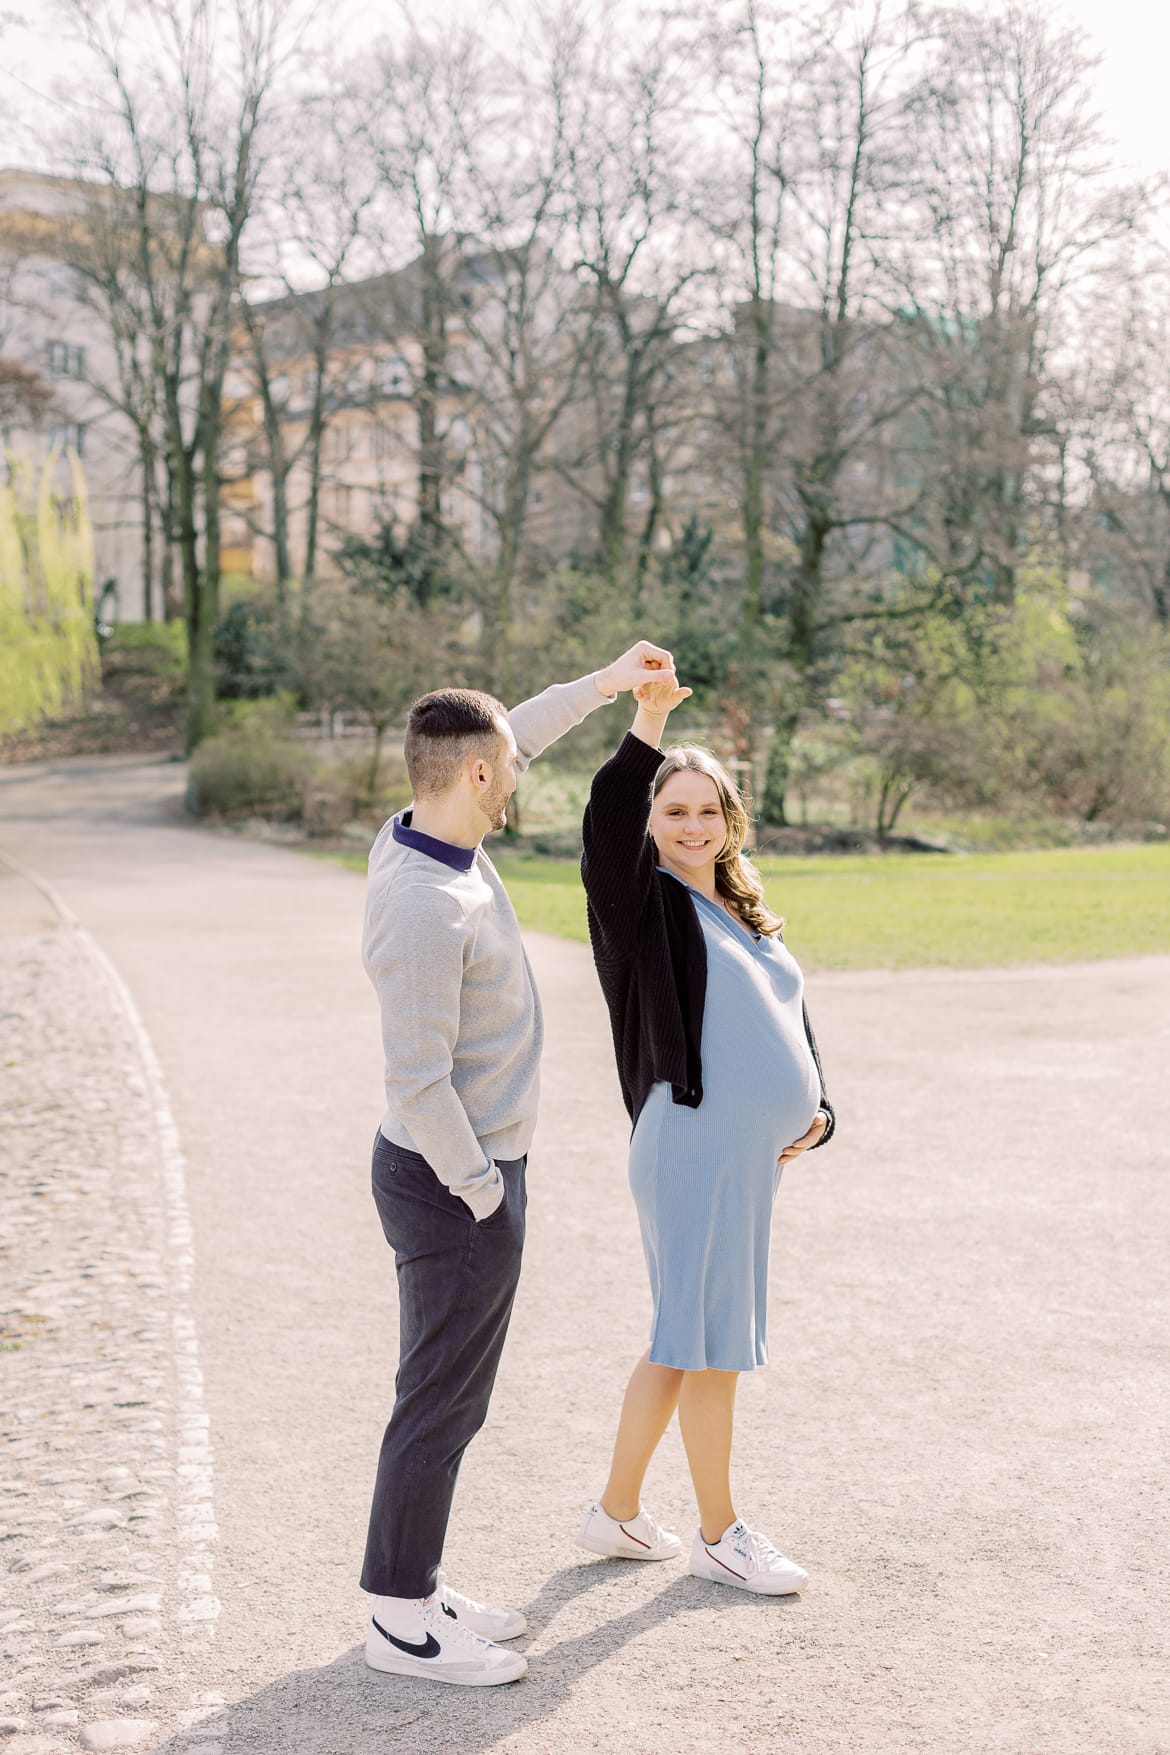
[139,428,155,623]
[742,298,770,641]
[302,317,332,608]
[244,303,292,604]
[416,233,447,605]
[173,444,209,750]
[633,431,663,612]
[484,455,531,698]
[600,387,637,589]
[162,462,181,621]
[366,719,384,805]
[760,699,801,826]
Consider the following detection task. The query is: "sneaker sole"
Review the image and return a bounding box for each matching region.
[577,1530,681,1562]
[365,1642,528,1685]
[688,1559,808,1595]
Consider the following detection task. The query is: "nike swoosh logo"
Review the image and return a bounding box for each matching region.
[371,1615,441,1659]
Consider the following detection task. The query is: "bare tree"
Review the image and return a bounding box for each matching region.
[447,12,594,693]
[897,2,1143,600]
[716,0,922,819]
[710,0,799,648]
[362,16,486,604]
[1074,262,1170,626]
[557,5,709,591]
[61,0,298,746]
[240,70,379,608]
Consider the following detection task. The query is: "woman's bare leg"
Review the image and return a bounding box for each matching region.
[599,1351,684,1521]
[678,1368,739,1541]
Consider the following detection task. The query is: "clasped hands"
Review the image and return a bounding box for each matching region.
[594,639,692,714]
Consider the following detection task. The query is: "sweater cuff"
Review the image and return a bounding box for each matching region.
[461,1169,505,1221]
[809,1104,835,1148]
[570,672,616,714]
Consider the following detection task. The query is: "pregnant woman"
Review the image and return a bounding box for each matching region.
[576,671,836,1594]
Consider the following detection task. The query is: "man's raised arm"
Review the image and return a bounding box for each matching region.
[507,640,676,771]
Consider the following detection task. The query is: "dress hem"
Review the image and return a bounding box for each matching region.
[647,1342,768,1374]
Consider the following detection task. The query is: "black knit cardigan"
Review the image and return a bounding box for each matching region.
[580,729,836,1145]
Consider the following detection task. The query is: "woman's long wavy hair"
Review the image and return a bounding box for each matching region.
[652,745,783,938]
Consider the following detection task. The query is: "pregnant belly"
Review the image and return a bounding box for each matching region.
[756,1043,822,1148]
[700,1021,823,1155]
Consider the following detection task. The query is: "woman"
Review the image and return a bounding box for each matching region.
[576,671,835,1595]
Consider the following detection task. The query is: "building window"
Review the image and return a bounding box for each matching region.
[326,484,352,526]
[322,423,349,462]
[47,422,86,457]
[376,355,411,398]
[45,265,84,302]
[46,341,86,378]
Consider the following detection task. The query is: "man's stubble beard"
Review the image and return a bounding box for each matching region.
[479,778,511,833]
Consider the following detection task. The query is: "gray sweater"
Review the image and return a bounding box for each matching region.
[363,673,614,1219]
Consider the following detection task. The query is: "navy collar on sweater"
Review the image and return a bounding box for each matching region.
[391,809,477,873]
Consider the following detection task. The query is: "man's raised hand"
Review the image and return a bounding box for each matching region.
[594,640,677,697]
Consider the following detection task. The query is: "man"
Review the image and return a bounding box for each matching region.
[361,642,675,1688]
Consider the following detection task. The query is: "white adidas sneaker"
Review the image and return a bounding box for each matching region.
[365,1594,527,1686]
[437,1567,527,1640]
[689,1520,808,1595]
[577,1502,682,1561]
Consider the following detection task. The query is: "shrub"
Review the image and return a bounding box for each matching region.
[186,707,316,820]
[213,595,294,700]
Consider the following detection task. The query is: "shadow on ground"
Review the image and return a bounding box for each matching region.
[158,1563,800,1753]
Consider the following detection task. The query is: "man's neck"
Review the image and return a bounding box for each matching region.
[408,796,485,852]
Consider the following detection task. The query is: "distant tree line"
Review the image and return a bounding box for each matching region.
[5,0,1169,829]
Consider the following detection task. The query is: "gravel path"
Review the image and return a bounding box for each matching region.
[1,754,1168,1755]
[0,869,224,1751]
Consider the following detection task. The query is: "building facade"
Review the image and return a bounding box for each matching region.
[0,168,149,623]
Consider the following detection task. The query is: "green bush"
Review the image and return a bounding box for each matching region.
[186,699,414,831]
[186,711,316,820]
[213,595,295,700]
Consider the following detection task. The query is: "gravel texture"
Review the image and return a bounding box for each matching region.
[0,869,225,1752]
[1,753,1169,1755]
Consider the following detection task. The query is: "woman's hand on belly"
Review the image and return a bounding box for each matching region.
[777,1111,828,1167]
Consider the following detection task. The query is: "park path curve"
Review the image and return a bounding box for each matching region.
[1,753,1168,1755]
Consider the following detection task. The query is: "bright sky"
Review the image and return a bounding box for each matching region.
[2,0,1167,180]
[1049,0,1170,177]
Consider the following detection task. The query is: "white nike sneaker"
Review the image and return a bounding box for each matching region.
[689,1520,808,1595]
[577,1502,682,1561]
[436,1567,527,1640]
[365,1594,528,1685]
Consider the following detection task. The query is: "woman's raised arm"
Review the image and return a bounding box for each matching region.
[580,678,692,961]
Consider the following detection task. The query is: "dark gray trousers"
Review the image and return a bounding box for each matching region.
[360,1132,526,1600]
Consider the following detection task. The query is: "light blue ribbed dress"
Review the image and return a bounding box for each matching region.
[629,874,823,1372]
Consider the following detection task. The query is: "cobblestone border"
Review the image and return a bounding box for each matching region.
[1,857,223,1752]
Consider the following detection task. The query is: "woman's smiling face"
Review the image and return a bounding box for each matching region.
[650,769,726,878]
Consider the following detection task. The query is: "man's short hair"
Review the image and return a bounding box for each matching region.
[404,687,509,798]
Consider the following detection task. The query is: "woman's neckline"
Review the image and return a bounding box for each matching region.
[657,866,762,942]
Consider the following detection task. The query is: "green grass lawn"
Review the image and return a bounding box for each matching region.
[317,838,1170,975]
[320,842,1170,970]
